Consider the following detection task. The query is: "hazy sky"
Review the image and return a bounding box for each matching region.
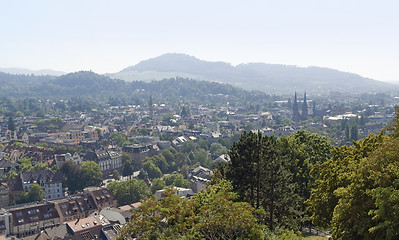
[1,0,398,82]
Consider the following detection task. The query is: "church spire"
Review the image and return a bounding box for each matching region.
[292,92,301,122]
[302,91,308,119]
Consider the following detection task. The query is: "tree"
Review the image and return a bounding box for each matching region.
[61,161,83,194]
[194,149,211,168]
[225,131,300,230]
[19,158,33,173]
[210,142,227,156]
[108,179,151,206]
[8,116,15,131]
[112,170,120,180]
[307,131,387,239]
[81,161,102,188]
[142,161,162,179]
[119,180,264,239]
[164,173,190,188]
[350,122,359,141]
[150,178,166,194]
[122,154,135,176]
[279,130,332,225]
[17,183,45,204]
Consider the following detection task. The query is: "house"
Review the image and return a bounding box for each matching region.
[66,215,107,237]
[188,166,213,193]
[85,187,117,210]
[122,144,159,166]
[85,150,122,175]
[52,194,98,223]
[8,202,61,238]
[0,186,116,238]
[213,154,230,165]
[155,187,193,200]
[20,170,64,200]
[0,159,20,178]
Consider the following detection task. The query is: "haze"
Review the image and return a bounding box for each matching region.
[1,0,398,83]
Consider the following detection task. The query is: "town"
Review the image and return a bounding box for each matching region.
[0,88,397,239]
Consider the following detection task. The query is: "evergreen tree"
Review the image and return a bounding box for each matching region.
[8,116,15,131]
[226,131,300,230]
[350,122,359,141]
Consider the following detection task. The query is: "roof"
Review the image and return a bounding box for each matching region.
[66,215,109,234]
[90,188,116,205]
[66,216,102,234]
[0,158,20,169]
[99,208,126,224]
[9,202,60,226]
[20,170,63,185]
[44,224,69,239]
[57,195,97,218]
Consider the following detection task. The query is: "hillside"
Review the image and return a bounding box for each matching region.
[0,71,267,105]
[112,53,398,94]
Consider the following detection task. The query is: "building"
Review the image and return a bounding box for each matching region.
[85,150,122,174]
[7,202,61,238]
[0,187,116,238]
[155,187,193,200]
[188,166,212,193]
[20,170,64,200]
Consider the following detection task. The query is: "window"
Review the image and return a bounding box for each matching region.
[27,209,39,215]
[18,219,24,223]
[16,212,22,217]
[29,216,39,221]
[61,205,67,209]
[44,213,52,219]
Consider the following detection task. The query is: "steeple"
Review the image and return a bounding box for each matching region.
[302,91,308,119]
[292,92,301,122]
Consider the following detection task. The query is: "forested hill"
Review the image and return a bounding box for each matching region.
[113,53,398,94]
[0,71,267,103]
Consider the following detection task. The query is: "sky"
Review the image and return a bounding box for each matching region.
[1,0,398,83]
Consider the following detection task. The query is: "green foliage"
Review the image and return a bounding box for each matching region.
[193,149,211,168]
[81,161,103,187]
[108,179,151,206]
[61,160,102,194]
[306,109,399,240]
[280,130,332,223]
[112,170,120,180]
[142,161,162,179]
[209,142,228,156]
[7,116,15,131]
[225,131,301,231]
[122,154,135,176]
[164,173,190,188]
[150,178,166,194]
[17,183,45,204]
[19,158,33,173]
[119,180,265,239]
[110,132,130,148]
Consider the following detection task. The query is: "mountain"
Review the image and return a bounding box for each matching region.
[111,53,398,94]
[0,67,65,76]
